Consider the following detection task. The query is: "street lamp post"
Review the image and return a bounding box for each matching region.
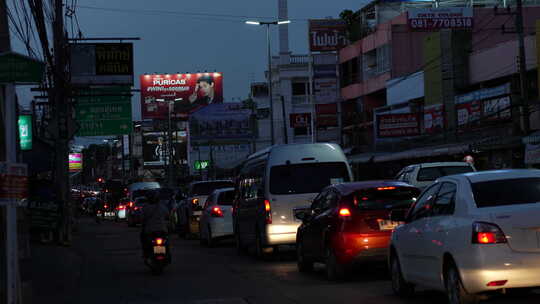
[246,20,291,146]
[157,97,182,187]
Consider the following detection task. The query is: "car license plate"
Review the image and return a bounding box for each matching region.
[378,220,400,231]
[153,246,166,254]
[193,211,202,216]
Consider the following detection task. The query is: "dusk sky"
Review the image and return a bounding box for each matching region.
[14,0,369,145]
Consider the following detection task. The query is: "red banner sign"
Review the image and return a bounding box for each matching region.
[408,8,473,30]
[0,163,28,204]
[456,100,481,130]
[316,103,338,127]
[423,104,445,134]
[140,73,223,120]
[377,113,420,138]
[309,19,348,52]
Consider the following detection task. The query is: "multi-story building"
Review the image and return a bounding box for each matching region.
[339,0,540,178]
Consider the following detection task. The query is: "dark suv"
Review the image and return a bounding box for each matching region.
[295,181,419,281]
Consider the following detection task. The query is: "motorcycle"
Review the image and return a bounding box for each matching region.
[144,232,171,275]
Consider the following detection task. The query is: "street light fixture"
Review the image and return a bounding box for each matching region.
[245,19,291,146]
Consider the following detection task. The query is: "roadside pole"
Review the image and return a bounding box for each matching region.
[0,0,20,302]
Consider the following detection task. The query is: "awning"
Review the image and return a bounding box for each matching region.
[374,143,470,163]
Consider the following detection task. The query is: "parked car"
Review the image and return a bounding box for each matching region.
[295,181,419,280]
[395,162,475,190]
[199,188,235,247]
[177,180,235,237]
[389,169,540,304]
[233,143,353,259]
[127,197,146,227]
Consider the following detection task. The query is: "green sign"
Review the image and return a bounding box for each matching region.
[194,160,210,170]
[18,115,32,150]
[75,86,133,136]
[0,52,45,83]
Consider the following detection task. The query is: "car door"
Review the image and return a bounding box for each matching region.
[302,190,328,257]
[201,193,215,238]
[398,183,440,283]
[310,189,339,260]
[423,181,457,288]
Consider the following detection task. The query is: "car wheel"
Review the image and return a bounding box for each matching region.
[207,226,214,248]
[390,254,415,297]
[296,240,313,273]
[255,230,271,260]
[445,263,478,304]
[325,248,345,281]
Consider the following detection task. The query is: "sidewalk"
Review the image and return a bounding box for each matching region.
[29,231,84,304]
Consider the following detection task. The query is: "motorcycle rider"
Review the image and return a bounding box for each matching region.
[140,190,171,261]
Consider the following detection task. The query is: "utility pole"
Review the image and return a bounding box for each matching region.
[168,101,174,187]
[52,0,71,244]
[266,24,275,146]
[280,96,288,144]
[515,0,530,134]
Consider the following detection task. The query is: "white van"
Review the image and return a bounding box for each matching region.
[233,143,353,258]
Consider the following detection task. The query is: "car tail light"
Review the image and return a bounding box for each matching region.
[155,238,163,245]
[117,205,125,210]
[192,198,199,205]
[104,204,108,209]
[264,200,272,224]
[133,206,140,211]
[487,280,507,287]
[211,206,224,217]
[472,222,507,244]
[377,186,396,191]
[128,202,134,208]
[339,208,351,219]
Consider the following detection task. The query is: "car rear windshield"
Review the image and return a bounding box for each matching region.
[352,187,420,210]
[191,182,234,196]
[270,162,350,195]
[218,191,235,206]
[417,166,474,182]
[472,178,540,208]
[132,189,154,199]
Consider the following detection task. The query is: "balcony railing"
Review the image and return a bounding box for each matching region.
[290,55,309,64]
[292,95,309,105]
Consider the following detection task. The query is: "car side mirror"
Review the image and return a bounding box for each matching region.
[390,209,408,223]
[294,208,310,221]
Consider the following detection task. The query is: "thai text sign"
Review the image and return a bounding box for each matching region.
[0,162,28,205]
[70,43,134,85]
[309,19,348,52]
[377,113,420,138]
[408,8,473,30]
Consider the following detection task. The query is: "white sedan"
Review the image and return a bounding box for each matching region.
[199,188,235,247]
[389,169,540,304]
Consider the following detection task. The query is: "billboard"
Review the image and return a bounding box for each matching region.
[376,113,420,138]
[408,7,473,30]
[189,103,252,142]
[455,83,511,130]
[143,131,187,167]
[190,143,251,171]
[70,43,134,85]
[140,73,224,120]
[69,153,83,172]
[309,19,348,52]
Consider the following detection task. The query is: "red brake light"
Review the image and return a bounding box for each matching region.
[211,206,224,217]
[264,200,272,224]
[118,205,125,210]
[339,208,351,217]
[487,280,507,287]
[104,204,108,209]
[472,222,507,244]
[377,186,396,191]
[128,202,134,207]
[155,238,163,245]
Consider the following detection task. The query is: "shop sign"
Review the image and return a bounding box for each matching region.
[423,104,444,134]
[0,162,28,205]
[408,7,473,30]
[376,113,420,138]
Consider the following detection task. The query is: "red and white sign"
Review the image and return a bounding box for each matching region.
[408,8,473,30]
[316,103,338,127]
[140,73,223,120]
[424,104,445,134]
[456,100,481,129]
[0,162,28,205]
[483,96,511,122]
[309,19,349,52]
[290,113,311,128]
[377,113,420,138]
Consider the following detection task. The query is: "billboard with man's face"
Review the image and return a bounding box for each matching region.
[140,73,224,120]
